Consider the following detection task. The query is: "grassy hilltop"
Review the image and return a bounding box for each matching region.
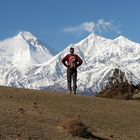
[0,86,140,140]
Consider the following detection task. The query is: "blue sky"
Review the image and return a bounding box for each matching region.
[0,0,140,52]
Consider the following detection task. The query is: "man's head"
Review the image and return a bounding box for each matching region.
[70,47,74,54]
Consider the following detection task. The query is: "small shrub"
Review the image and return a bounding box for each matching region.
[59,117,90,138]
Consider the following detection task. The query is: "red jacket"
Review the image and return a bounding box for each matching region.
[62,54,83,68]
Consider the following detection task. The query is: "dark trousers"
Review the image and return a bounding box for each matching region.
[67,68,77,93]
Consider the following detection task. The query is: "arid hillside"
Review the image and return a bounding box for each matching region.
[0,86,140,140]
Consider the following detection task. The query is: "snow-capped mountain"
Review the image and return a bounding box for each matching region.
[15,33,140,95]
[0,31,54,85]
[0,31,53,68]
[1,32,140,95]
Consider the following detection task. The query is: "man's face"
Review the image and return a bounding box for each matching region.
[70,49,74,54]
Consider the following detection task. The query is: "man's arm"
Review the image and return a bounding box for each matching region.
[76,55,83,67]
[62,55,69,67]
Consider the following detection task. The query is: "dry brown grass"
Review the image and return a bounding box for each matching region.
[96,87,133,100]
[0,86,140,140]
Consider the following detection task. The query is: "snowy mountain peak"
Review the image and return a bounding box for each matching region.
[88,33,105,39]
[76,33,107,47]
[0,31,54,70]
[16,31,37,41]
[113,35,135,46]
[85,33,107,41]
[114,35,129,41]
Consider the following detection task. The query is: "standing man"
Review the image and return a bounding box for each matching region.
[62,47,83,94]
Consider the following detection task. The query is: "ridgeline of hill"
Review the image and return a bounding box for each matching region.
[0,86,140,140]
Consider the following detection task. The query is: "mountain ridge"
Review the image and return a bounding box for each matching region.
[1,32,140,95]
[16,33,140,95]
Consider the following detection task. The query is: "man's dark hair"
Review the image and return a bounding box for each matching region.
[70,47,74,54]
[70,47,74,51]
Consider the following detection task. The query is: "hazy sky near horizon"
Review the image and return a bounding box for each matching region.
[0,0,140,52]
